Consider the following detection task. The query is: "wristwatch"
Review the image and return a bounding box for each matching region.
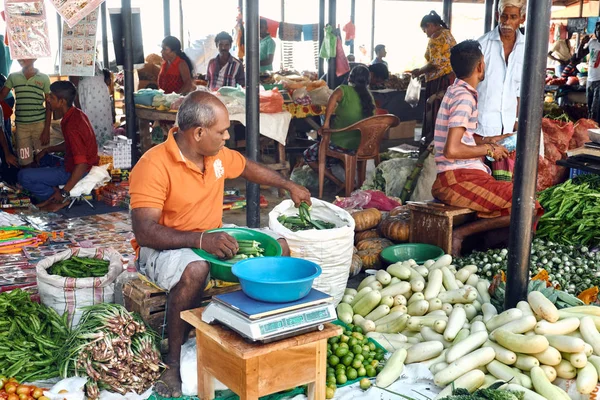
[60,189,69,199]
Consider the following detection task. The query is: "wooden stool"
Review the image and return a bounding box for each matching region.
[181,307,342,400]
[408,202,477,254]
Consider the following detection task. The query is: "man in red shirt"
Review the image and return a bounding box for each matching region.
[18,81,99,211]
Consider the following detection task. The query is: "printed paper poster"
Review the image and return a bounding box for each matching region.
[50,0,105,28]
[60,7,98,76]
[4,0,51,59]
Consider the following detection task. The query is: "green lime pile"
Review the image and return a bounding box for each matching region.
[325,324,383,398]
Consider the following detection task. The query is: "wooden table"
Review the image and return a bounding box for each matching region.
[181,307,342,400]
[135,107,177,153]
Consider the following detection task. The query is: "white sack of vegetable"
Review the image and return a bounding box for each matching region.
[37,247,123,328]
[269,198,354,305]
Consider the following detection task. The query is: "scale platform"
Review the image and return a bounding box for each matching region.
[202,289,337,343]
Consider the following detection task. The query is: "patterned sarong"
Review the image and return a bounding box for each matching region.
[432,168,543,219]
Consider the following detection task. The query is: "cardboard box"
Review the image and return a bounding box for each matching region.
[385,120,417,140]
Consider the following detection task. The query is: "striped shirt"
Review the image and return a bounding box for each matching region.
[434,79,490,174]
[5,70,50,124]
[206,55,245,91]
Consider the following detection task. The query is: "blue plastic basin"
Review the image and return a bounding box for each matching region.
[232,257,322,303]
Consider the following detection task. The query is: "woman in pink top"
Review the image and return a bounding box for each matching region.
[158,36,195,94]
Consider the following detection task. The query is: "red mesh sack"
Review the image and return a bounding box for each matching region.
[570,119,598,149]
[541,118,574,154]
[259,88,284,114]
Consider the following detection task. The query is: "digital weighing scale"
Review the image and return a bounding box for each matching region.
[202,289,337,343]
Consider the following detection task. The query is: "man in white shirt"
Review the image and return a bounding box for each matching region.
[580,23,600,124]
[475,0,526,141]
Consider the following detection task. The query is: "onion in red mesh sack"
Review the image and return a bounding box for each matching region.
[542,118,574,154]
[570,119,598,149]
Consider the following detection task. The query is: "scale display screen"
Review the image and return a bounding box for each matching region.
[305,308,331,322]
[259,320,283,335]
[284,315,305,327]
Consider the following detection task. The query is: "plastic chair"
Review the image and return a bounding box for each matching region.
[318,114,400,198]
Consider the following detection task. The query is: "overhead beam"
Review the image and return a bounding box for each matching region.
[245,0,260,228]
[504,0,552,309]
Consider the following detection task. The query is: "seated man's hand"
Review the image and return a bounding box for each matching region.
[40,128,50,146]
[201,231,239,259]
[488,133,514,144]
[3,152,19,168]
[492,144,510,161]
[34,149,47,165]
[287,182,312,207]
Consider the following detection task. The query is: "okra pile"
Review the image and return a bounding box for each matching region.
[0,289,70,382]
[48,256,110,278]
[227,240,265,263]
[455,238,600,295]
[277,202,336,231]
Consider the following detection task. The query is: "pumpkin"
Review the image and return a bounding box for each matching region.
[354,229,379,244]
[349,254,363,277]
[378,214,410,243]
[357,249,381,270]
[352,208,382,232]
[356,237,394,253]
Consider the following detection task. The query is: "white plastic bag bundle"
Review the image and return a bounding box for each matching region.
[405,77,422,108]
[68,164,111,197]
[37,248,123,328]
[269,198,355,305]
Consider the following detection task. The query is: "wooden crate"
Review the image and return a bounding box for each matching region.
[123,279,168,335]
[123,278,241,336]
[408,202,476,254]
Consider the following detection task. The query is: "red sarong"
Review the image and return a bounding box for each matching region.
[432,169,543,219]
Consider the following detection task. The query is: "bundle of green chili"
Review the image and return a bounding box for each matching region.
[59,303,165,399]
[537,175,600,247]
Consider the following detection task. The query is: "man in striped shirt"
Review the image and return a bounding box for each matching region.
[206,31,245,91]
[431,40,542,255]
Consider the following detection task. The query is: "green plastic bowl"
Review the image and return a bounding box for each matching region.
[380,243,444,265]
[192,228,282,282]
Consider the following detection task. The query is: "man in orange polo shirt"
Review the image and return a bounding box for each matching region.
[129,91,311,398]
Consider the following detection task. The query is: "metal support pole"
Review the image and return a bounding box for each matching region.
[121,0,138,165]
[56,13,62,54]
[245,0,260,228]
[370,0,375,60]
[327,0,337,89]
[179,0,184,46]
[281,0,285,21]
[579,0,584,18]
[163,0,171,37]
[484,0,494,33]
[504,0,551,310]
[318,0,325,78]
[443,0,452,30]
[350,0,356,54]
[492,0,499,28]
[101,1,109,69]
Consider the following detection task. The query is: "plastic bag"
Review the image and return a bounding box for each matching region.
[308,85,333,106]
[259,88,284,113]
[269,199,355,305]
[319,26,337,59]
[333,190,372,210]
[335,37,350,77]
[405,77,421,108]
[68,164,111,197]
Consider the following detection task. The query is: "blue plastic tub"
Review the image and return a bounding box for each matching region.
[232,257,322,303]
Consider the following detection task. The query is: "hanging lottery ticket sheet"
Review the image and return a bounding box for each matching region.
[50,0,105,28]
[4,0,52,59]
[60,7,98,76]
